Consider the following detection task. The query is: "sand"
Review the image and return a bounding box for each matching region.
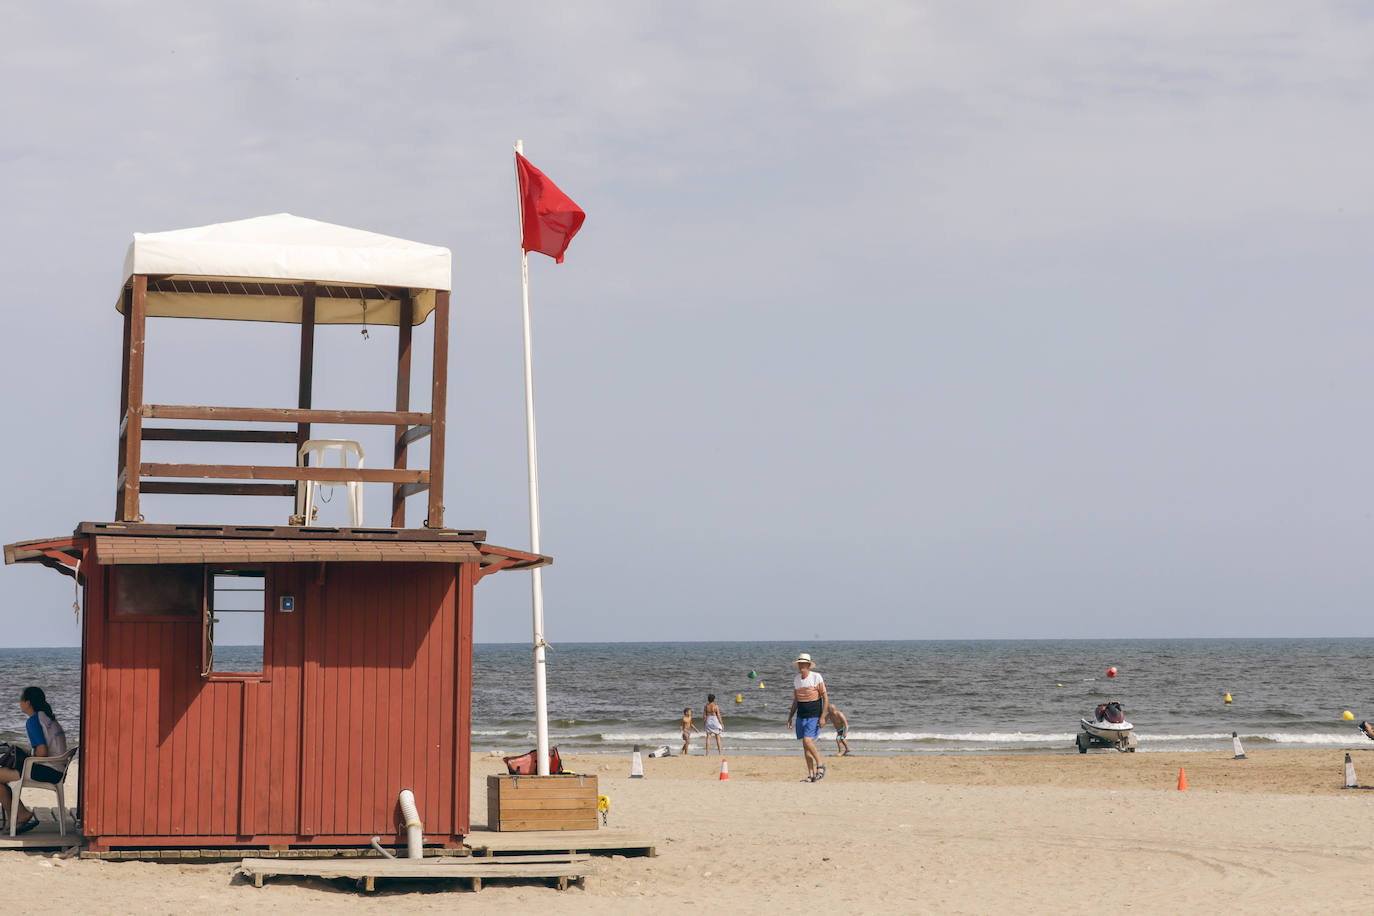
[6,748,1374,914]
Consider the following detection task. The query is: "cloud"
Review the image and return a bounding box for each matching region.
[4,1,1374,643]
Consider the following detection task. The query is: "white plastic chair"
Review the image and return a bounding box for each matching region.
[296,439,365,527]
[8,744,78,836]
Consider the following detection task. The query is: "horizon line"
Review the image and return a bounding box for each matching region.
[5,634,1374,651]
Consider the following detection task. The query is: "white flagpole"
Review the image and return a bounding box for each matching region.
[515,139,552,776]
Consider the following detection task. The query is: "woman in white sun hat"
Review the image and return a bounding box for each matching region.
[786,652,828,782]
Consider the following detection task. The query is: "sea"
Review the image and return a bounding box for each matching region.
[3,639,1373,756]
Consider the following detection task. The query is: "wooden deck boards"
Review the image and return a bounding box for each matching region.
[0,807,80,851]
[79,846,465,861]
[7,815,654,867]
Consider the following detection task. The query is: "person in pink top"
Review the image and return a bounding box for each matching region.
[786,652,828,782]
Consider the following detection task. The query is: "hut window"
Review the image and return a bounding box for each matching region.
[112,565,203,619]
[204,570,267,676]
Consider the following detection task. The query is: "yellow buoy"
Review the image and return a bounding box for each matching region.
[758,682,765,689]
[1056,683,1063,687]
[734,693,743,704]
[1344,710,1356,721]
[1224,693,1232,705]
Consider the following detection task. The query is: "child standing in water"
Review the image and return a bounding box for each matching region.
[826,704,851,756]
[702,694,725,755]
[679,707,701,756]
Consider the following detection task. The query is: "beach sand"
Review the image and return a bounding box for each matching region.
[6,749,1374,913]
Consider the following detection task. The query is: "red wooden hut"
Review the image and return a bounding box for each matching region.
[4,215,546,851]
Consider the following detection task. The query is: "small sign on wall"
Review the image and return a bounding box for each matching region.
[279,596,295,613]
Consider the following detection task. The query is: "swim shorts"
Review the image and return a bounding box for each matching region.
[835,726,847,739]
[795,717,820,740]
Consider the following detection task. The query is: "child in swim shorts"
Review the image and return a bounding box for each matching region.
[680,708,700,756]
[827,704,850,756]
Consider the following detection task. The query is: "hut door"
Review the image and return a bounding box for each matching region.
[195,567,302,840]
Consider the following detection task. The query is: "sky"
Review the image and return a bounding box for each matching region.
[3,1,1373,645]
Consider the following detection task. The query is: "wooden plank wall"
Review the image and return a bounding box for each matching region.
[300,562,462,839]
[81,560,469,844]
[455,561,473,835]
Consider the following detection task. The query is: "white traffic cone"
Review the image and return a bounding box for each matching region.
[631,745,644,779]
[1232,732,1247,759]
[1345,752,1357,789]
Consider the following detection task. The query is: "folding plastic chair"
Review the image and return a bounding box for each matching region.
[8,744,78,836]
[296,439,365,526]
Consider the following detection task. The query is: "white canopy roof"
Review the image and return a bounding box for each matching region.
[117,213,451,326]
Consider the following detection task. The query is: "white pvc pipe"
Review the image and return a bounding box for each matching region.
[398,789,423,859]
[515,138,551,776]
[370,837,396,859]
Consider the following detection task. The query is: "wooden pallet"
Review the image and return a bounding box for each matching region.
[467,827,656,857]
[238,852,593,892]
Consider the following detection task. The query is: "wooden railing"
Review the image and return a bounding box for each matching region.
[115,274,450,528]
[117,406,434,519]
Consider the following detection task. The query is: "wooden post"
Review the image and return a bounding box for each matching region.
[119,275,147,522]
[119,287,133,418]
[427,291,449,528]
[116,287,133,519]
[392,293,414,527]
[297,283,317,454]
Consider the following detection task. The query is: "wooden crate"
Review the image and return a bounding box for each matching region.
[486,774,598,832]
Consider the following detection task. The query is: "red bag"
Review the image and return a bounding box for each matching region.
[503,746,563,775]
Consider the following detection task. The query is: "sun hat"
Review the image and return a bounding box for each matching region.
[793,652,814,667]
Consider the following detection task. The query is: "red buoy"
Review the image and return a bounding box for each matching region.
[1106,666,1118,678]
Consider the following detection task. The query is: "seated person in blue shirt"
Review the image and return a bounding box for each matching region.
[0,687,69,834]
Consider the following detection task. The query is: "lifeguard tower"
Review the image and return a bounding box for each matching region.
[5,214,547,851]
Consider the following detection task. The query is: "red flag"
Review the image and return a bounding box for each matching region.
[516,153,586,264]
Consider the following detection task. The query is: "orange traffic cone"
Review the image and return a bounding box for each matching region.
[719,758,730,781]
[1177,767,1188,791]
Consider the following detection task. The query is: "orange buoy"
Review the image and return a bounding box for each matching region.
[1106,666,1118,678]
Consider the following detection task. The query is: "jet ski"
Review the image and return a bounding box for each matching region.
[1076,701,1138,753]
